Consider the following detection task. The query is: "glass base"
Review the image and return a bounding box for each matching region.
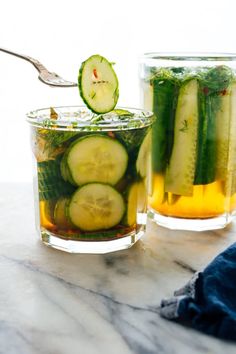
[148,208,235,231]
[40,227,145,254]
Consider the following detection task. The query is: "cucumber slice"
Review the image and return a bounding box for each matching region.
[136,130,151,178]
[60,155,76,186]
[125,183,138,226]
[54,197,73,229]
[68,183,125,231]
[64,135,128,186]
[151,73,179,172]
[43,199,56,224]
[137,181,147,213]
[78,54,119,114]
[165,79,199,196]
[123,182,147,226]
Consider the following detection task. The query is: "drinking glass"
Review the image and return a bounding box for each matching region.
[140,53,236,231]
[27,106,154,253]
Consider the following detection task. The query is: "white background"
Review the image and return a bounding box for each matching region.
[0,0,235,182]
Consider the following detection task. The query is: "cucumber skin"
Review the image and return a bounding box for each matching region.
[215,88,231,180]
[194,88,219,185]
[38,156,76,201]
[224,83,236,196]
[194,66,233,185]
[152,77,178,172]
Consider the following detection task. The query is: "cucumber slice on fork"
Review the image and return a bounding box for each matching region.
[78,54,119,114]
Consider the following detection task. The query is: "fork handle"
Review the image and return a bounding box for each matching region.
[0,47,48,73]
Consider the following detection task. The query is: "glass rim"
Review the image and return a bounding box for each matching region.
[142,52,236,61]
[26,105,155,131]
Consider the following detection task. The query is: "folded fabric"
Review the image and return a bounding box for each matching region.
[160,242,236,340]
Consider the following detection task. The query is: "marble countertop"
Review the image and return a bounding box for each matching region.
[1,183,236,354]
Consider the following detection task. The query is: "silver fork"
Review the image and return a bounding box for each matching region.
[0,47,77,87]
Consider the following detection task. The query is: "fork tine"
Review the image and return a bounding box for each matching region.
[38,73,77,87]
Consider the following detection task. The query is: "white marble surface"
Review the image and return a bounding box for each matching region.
[0,183,236,354]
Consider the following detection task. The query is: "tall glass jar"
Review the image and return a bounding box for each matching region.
[140,53,236,231]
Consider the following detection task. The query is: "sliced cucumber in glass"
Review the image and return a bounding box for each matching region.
[54,197,73,230]
[68,183,125,231]
[61,135,128,186]
[136,130,151,178]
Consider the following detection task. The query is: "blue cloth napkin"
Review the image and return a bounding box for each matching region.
[160,242,236,340]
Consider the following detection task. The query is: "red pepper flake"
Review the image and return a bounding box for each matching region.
[108,131,115,138]
[203,87,209,95]
[93,68,98,79]
[221,89,227,96]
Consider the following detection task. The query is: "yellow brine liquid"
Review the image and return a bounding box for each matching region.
[149,173,236,219]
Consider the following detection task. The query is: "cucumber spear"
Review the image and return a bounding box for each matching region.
[194,65,233,185]
[151,69,179,172]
